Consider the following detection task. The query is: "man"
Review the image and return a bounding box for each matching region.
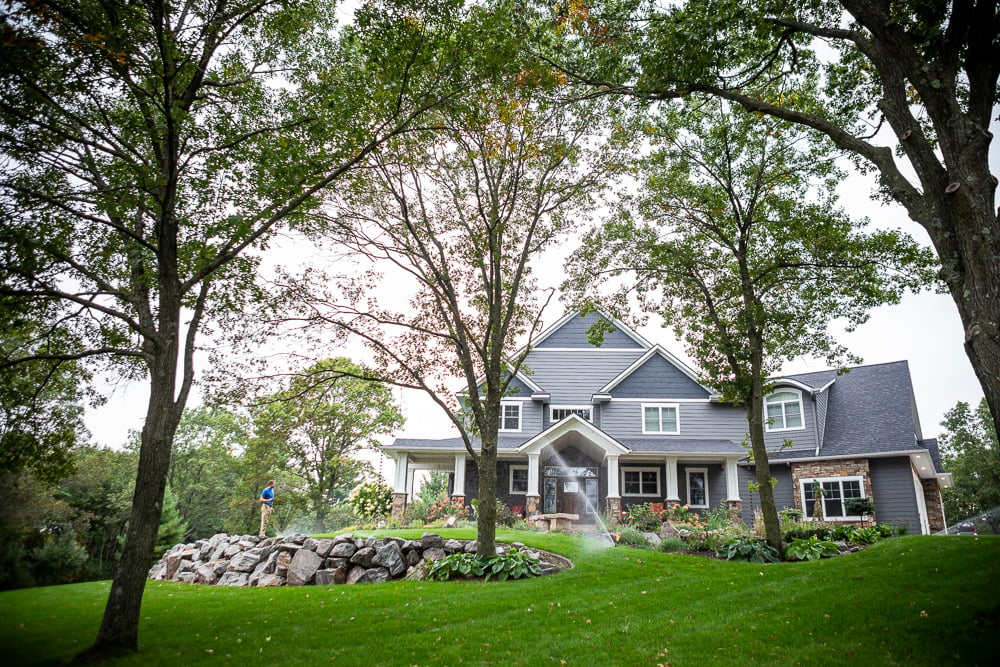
[259,480,276,538]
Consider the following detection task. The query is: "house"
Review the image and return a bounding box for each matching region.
[383,311,951,534]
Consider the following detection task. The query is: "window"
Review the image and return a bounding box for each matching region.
[622,467,660,497]
[801,476,864,521]
[550,405,592,422]
[765,390,804,431]
[686,468,709,508]
[642,403,680,434]
[500,401,521,432]
[509,465,528,494]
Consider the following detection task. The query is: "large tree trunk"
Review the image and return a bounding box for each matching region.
[746,375,785,560]
[476,434,498,558]
[85,345,181,656]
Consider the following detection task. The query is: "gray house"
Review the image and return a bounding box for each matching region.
[383,311,951,534]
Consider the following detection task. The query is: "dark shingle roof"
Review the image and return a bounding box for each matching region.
[617,438,746,454]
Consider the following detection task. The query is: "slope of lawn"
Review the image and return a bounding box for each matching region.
[2,531,998,666]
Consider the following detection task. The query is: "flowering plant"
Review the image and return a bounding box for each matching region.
[348,481,393,522]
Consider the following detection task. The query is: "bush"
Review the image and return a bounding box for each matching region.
[783,522,836,542]
[623,503,666,531]
[779,508,803,523]
[426,498,469,524]
[657,537,687,553]
[785,536,840,561]
[720,536,780,563]
[613,526,651,548]
[704,507,735,531]
[29,532,89,586]
[848,526,883,545]
[426,547,541,582]
[348,481,394,523]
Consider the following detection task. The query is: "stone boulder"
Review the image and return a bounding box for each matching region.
[287,548,324,586]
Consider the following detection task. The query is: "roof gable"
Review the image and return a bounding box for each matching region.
[533,310,649,350]
[599,345,711,398]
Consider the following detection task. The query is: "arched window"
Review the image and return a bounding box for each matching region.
[765,389,804,432]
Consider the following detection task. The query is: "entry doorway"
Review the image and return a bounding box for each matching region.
[542,466,598,521]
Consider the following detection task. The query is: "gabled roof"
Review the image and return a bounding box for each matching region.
[456,363,545,400]
[598,344,712,396]
[517,413,631,457]
[531,309,651,350]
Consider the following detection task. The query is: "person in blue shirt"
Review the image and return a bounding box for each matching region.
[258,480,275,538]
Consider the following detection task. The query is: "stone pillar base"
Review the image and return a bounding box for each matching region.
[392,492,407,520]
[725,499,742,521]
[606,497,622,524]
[526,495,540,516]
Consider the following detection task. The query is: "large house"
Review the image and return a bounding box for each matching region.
[383,311,951,534]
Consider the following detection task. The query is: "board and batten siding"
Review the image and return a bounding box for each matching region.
[611,354,710,399]
[869,457,921,533]
[522,349,645,404]
[535,312,645,349]
[815,390,830,452]
[601,400,748,439]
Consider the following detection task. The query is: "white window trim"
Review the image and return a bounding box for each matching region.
[764,388,806,432]
[686,468,709,508]
[509,465,528,495]
[499,400,522,433]
[621,466,661,497]
[641,402,681,434]
[550,404,593,422]
[799,475,865,522]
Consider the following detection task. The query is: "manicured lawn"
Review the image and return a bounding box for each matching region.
[2,532,998,665]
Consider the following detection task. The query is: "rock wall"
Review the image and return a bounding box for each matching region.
[149,532,568,587]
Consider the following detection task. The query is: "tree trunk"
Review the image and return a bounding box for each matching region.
[84,345,180,657]
[476,434,498,558]
[746,384,786,560]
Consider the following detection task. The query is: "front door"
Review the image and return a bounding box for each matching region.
[542,466,598,521]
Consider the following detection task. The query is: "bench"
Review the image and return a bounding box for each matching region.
[529,513,580,532]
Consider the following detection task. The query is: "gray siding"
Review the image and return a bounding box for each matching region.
[815,390,830,452]
[762,388,819,453]
[523,349,645,404]
[601,400,747,440]
[510,399,543,434]
[738,465,794,525]
[504,375,534,398]
[536,311,645,349]
[612,354,710,399]
[870,457,921,533]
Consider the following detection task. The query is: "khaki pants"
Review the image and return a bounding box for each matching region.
[259,503,273,537]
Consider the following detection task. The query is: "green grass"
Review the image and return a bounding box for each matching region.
[2,532,999,665]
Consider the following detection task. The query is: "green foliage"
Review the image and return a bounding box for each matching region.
[28,532,89,587]
[622,502,666,531]
[348,481,394,523]
[426,547,542,582]
[847,526,883,546]
[939,398,1000,523]
[425,498,470,524]
[779,508,803,523]
[657,537,688,553]
[783,522,836,543]
[613,526,650,548]
[785,536,841,562]
[417,471,451,506]
[154,486,188,561]
[720,536,779,563]
[844,497,876,519]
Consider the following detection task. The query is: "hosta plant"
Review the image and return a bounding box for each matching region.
[720,536,780,563]
[785,536,841,561]
[426,548,542,582]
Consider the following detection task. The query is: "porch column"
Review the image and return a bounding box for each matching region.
[451,454,466,502]
[391,452,409,519]
[606,455,621,519]
[664,456,680,506]
[526,453,540,516]
[725,457,743,519]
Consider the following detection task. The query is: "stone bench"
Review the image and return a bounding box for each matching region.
[529,513,580,532]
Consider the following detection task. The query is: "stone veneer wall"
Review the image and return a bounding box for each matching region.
[790,459,874,523]
[921,478,946,533]
[148,532,567,588]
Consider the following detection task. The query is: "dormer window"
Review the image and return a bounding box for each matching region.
[550,405,592,422]
[765,389,804,431]
[500,401,521,432]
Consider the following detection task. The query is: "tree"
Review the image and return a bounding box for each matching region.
[284,4,629,556]
[547,0,1000,439]
[564,100,935,555]
[252,358,403,532]
[418,470,452,505]
[168,407,248,540]
[939,398,1000,525]
[0,0,472,655]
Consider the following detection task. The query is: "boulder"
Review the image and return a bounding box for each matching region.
[314,568,339,586]
[275,550,293,577]
[228,551,262,573]
[218,571,249,587]
[164,552,184,580]
[421,533,444,549]
[423,547,447,561]
[329,542,357,558]
[355,567,390,584]
[286,548,323,586]
[346,565,368,585]
[443,539,464,553]
[314,539,333,558]
[350,547,376,568]
[254,573,285,587]
[372,542,407,578]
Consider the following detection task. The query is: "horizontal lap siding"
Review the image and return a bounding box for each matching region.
[738,465,794,525]
[763,392,819,454]
[869,457,921,533]
[524,349,644,404]
[602,400,747,439]
[536,312,645,349]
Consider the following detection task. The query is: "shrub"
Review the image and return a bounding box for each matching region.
[425,498,468,523]
[783,522,836,542]
[848,526,882,545]
[29,532,89,586]
[785,536,841,561]
[657,537,688,553]
[704,507,735,531]
[624,503,667,531]
[613,526,651,548]
[426,547,541,582]
[667,503,692,522]
[348,481,394,522]
[779,508,803,523]
[720,536,779,563]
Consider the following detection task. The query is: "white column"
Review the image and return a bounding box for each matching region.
[527,453,540,497]
[665,456,680,501]
[453,454,467,497]
[725,457,741,502]
[607,455,620,498]
[392,452,409,494]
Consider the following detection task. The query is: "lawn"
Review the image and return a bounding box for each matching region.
[2,531,998,666]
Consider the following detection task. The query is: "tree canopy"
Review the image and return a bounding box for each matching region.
[939,397,1000,528]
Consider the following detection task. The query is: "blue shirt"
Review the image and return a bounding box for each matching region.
[260,487,274,506]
